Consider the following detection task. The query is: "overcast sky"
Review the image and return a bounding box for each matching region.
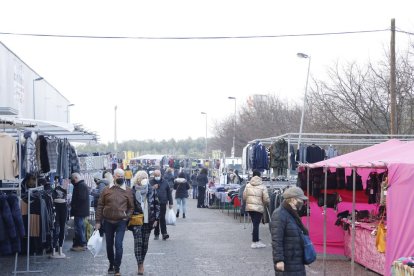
[0,0,413,144]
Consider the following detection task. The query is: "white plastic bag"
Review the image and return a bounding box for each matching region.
[165,208,176,226]
[87,230,103,257]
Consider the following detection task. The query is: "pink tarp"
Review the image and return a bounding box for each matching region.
[300,139,414,276]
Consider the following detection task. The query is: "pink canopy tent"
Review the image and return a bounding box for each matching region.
[300,139,414,276]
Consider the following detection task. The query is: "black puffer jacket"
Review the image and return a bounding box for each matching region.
[271,206,305,275]
[173,178,190,199]
[71,180,90,218]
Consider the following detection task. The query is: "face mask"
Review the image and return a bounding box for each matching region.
[155,177,161,181]
[115,178,124,185]
[141,179,148,185]
[295,200,304,211]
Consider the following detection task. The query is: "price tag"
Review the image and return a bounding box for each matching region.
[384,191,387,196]
[370,189,374,195]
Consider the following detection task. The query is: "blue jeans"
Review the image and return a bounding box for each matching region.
[74,216,86,246]
[192,185,198,199]
[104,220,127,268]
[176,198,187,214]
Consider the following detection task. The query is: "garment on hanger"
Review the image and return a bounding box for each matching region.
[0,133,19,180]
[0,193,25,255]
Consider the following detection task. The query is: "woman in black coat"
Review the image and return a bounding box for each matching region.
[173,172,190,218]
[270,187,309,275]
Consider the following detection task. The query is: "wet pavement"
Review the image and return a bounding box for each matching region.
[1,196,380,276]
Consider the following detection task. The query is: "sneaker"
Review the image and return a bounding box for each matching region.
[256,241,267,248]
[154,235,159,240]
[162,234,169,240]
[108,264,115,274]
[114,267,120,276]
[251,242,258,249]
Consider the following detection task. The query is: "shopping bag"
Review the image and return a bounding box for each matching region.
[165,208,176,226]
[376,221,386,253]
[87,230,103,257]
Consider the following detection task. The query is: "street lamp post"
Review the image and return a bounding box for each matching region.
[32,77,43,119]
[114,105,118,152]
[201,112,208,159]
[228,97,236,158]
[296,53,311,151]
[66,104,75,123]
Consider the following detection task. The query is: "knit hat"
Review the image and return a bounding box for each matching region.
[283,186,308,200]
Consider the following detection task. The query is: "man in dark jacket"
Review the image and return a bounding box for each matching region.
[150,169,173,240]
[70,173,90,251]
[196,168,209,208]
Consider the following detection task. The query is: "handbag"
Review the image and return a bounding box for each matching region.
[317,192,341,209]
[376,211,387,253]
[128,214,144,227]
[301,233,317,265]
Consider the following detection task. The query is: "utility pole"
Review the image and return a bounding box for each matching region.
[390,18,397,135]
[114,105,118,152]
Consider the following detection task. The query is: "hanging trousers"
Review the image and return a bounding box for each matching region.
[53,202,67,248]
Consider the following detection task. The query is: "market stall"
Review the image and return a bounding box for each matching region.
[301,139,414,276]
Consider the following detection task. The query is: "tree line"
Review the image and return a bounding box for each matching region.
[78,48,414,157]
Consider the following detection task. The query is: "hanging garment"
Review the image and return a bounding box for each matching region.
[38,135,50,173]
[24,132,39,175]
[0,133,19,180]
[46,139,58,173]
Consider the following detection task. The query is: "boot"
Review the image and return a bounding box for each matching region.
[138,264,144,275]
[176,210,179,218]
[183,213,186,219]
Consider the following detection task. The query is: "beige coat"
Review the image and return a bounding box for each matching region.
[0,133,19,180]
[243,176,270,213]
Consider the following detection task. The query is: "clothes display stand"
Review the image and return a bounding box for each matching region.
[13,186,44,275]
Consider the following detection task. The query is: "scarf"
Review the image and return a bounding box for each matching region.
[282,201,309,236]
[134,184,149,223]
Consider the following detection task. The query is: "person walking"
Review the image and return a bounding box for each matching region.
[124,165,133,187]
[190,170,198,199]
[70,173,90,251]
[163,168,175,189]
[196,168,208,208]
[91,176,110,213]
[243,170,270,249]
[95,169,134,276]
[130,170,160,275]
[174,172,191,218]
[150,169,173,240]
[271,186,309,275]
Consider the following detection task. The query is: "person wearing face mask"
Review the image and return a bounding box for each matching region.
[271,186,309,275]
[150,169,173,241]
[243,170,270,249]
[130,170,160,275]
[95,169,134,276]
[69,173,90,252]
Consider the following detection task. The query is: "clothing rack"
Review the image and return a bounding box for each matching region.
[246,132,414,177]
[14,185,44,275]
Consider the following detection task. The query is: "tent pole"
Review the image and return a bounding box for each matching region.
[351,168,356,276]
[306,166,310,231]
[323,167,327,276]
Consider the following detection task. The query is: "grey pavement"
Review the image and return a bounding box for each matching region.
[1,196,380,276]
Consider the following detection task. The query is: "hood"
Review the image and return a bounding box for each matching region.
[249,176,262,186]
[99,179,110,185]
[175,178,187,183]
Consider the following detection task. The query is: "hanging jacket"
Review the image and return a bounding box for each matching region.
[253,142,269,170]
[243,176,270,213]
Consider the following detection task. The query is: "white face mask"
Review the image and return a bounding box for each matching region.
[155,176,161,181]
[141,179,148,185]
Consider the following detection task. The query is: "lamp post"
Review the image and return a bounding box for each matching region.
[296,53,311,150]
[66,104,75,123]
[32,77,43,119]
[201,112,208,159]
[228,96,236,158]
